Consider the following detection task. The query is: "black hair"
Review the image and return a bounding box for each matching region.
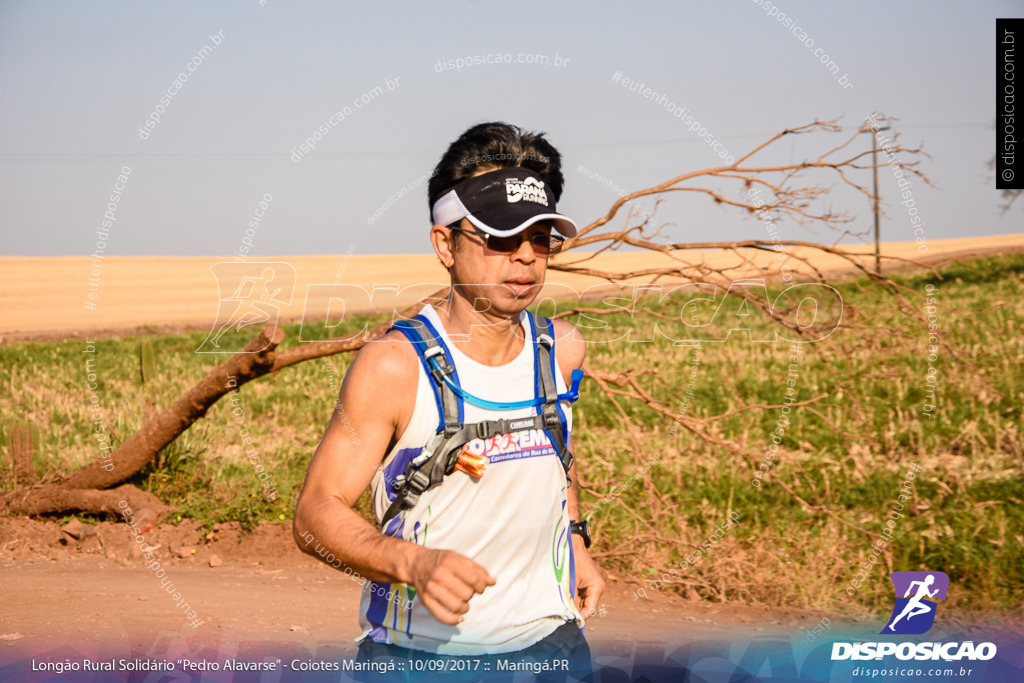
[427,122,565,224]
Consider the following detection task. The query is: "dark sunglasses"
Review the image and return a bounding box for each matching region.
[447,225,565,255]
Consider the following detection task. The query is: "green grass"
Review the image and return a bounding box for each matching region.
[556,253,1024,614]
[1,252,1022,615]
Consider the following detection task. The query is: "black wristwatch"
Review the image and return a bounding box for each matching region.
[570,520,591,548]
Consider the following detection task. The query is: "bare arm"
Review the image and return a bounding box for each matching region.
[553,319,606,618]
[293,332,494,623]
[567,457,605,618]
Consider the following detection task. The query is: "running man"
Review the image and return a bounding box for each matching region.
[206,266,283,348]
[887,574,939,631]
[294,122,603,676]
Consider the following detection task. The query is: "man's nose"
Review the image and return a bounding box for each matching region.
[511,235,536,262]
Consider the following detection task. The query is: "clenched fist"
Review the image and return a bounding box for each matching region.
[409,548,496,625]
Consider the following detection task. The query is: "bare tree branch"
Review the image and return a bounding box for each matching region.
[5,116,938,533]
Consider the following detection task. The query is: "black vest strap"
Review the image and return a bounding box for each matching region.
[534,316,573,476]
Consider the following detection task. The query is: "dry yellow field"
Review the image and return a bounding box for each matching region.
[1,234,1021,339]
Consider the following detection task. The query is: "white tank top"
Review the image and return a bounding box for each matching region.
[357,305,582,655]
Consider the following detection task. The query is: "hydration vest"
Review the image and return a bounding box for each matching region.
[382,311,583,527]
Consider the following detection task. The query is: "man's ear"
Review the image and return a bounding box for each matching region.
[431,224,455,269]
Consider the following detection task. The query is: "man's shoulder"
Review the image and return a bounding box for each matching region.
[546,317,585,371]
[348,327,422,385]
[548,317,584,342]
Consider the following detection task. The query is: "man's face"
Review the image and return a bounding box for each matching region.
[444,218,554,319]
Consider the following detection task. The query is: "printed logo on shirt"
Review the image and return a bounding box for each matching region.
[462,428,555,464]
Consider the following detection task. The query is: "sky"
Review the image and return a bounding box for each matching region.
[0,0,1019,258]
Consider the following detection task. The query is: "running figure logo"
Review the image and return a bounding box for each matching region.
[881,571,949,635]
[196,262,296,354]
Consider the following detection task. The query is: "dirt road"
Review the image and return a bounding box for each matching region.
[0,517,870,679]
[3,517,1018,682]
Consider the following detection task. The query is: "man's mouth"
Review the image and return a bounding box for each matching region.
[503,279,536,298]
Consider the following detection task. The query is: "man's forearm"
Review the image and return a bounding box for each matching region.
[293,497,423,585]
[567,458,600,557]
[566,459,582,521]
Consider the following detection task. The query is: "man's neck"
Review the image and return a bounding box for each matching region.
[435,294,527,367]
